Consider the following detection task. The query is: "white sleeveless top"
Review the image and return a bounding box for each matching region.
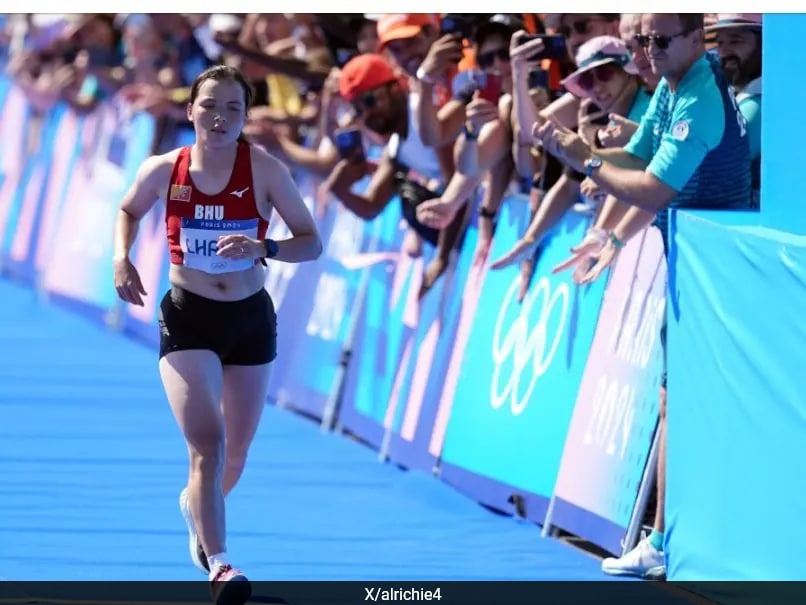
[387,90,444,190]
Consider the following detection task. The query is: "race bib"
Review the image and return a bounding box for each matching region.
[180,218,259,274]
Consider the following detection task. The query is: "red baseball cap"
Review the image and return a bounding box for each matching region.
[339,53,398,102]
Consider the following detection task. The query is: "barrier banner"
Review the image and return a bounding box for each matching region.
[337,198,428,448]
[270,184,374,420]
[259,172,318,404]
[263,142,383,412]
[2,105,87,282]
[0,85,36,254]
[437,203,608,522]
[41,102,155,317]
[546,226,667,555]
[380,210,478,472]
[0,75,10,113]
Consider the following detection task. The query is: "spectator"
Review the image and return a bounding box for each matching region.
[549,30,661,279]
[619,13,660,93]
[490,34,653,268]
[118,14,180,88]
[707,13,762,207]
[561,36,651,156]
[535,13,752,579]
[444,14,537,270]
[322,54,449,265]
[375,14,474,290]
[417,16,624,268]
[148,13,213,87]
[525,14,622,178]
[357,16,380,54]
[387,13,467,148]
[582,13,660,154]
[416,15,555,299]
[533,14,621,128]
[417,15,618,223]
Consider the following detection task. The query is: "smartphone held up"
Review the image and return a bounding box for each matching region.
[516,33,568,61]
[333,128,365,163]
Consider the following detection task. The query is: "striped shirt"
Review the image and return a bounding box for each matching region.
[624,52,752,251]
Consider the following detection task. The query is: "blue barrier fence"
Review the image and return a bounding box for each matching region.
[8,72,799,580]
[665,212,806,580]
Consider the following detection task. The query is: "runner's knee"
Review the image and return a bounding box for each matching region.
[188,429,226,475]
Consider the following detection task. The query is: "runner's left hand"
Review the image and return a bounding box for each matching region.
[217,234,265,260]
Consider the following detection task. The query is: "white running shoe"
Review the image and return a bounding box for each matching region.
[601,533,666,579]
[179,487,210,574]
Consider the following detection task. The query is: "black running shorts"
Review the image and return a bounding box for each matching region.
[158,286,277,365]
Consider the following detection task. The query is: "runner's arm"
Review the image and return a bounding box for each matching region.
[254,149,323,262]
[114,154,172,262]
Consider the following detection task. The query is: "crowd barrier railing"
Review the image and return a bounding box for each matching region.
[0,76,666,560]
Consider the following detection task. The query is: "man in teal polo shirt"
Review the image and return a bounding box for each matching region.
[531,13,752,579]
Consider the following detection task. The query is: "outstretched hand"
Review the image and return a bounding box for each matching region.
[489,237,538,271]
[416,197,461,230]
[576,239,619,284]
[552,229,607,283]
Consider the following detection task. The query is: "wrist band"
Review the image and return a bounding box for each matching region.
[479,206,496,219]
[587,227,607,246]
[416,66,436,85]
[608,231,625,249]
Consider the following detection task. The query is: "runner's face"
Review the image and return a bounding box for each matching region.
[189,79,247,147]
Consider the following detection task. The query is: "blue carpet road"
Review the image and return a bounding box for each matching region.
[0,276,625,583]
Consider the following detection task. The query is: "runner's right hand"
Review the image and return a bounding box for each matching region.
[114,257,147,307]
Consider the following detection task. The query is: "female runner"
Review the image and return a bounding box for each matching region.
[113,64,322,603]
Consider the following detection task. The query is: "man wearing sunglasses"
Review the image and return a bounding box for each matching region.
[531,12,752,579]
[323,54,458,275]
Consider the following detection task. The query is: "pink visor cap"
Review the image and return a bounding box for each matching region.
[561,36,639,99]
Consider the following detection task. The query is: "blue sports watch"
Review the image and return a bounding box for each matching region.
[263,239,279,259]
[584,155,603,178]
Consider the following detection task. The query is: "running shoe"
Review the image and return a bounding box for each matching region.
[210,564,252,605]
[601,532,666,579]
[179,487,209,574]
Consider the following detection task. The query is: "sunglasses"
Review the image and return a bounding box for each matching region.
[477,47,509,69]
[576,63,619,91]
[353,87,385,114]
[635,30,692,50]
